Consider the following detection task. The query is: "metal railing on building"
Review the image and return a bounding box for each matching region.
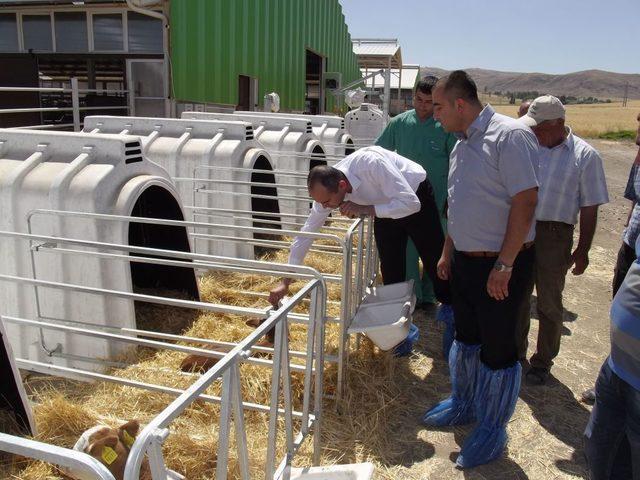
[0,78,129,131]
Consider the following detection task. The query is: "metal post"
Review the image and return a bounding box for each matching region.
[71,77,80,131]
[397,67,402,114]
[383,59,391,121]
[311,285,325,466]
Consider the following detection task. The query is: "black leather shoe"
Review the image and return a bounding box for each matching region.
[525,366,549,386]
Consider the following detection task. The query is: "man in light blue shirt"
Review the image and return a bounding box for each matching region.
[584,235,640,479]
[612,111,640,295]
[422,71,539,468]
[517,95,609,386]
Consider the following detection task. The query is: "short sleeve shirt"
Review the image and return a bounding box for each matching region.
[623,159,640,247]
[536,130,609,225]
[447,105,540,252]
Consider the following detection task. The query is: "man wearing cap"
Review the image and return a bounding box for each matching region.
[376,75,458,355]
[422,71,538,468]
[517,95,609,385]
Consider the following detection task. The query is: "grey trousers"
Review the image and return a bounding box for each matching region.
[516,221,574,369]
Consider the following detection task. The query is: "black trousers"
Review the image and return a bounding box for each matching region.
[451,246,535,370]
[612,241,637,298]
[373,179,451,305]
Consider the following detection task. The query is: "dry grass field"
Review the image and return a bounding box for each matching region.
[493,100,640,138]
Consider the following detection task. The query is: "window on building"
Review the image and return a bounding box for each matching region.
[127,11,162,53]
[55,12,88,52]
[0,14,18,52]
[22,14,53,51]
[92,13,123,51]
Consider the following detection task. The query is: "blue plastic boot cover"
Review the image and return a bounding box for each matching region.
[456,360,522,468]
[436,303,454,324]
[422,340,480,426]
[437,304,455,359]
[393,323,420,357]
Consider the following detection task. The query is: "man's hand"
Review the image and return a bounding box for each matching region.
[268,281,290,307]
[339,201,375,218]
[437,254,451,280]
[486,269,511,301]
[569,248,589,275]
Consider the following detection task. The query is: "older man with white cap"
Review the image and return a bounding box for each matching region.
[517,95,609,385]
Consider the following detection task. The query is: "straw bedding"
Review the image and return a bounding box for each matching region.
[0,247,372,479]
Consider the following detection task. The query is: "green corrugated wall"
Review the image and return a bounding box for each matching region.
[170,0,361,113]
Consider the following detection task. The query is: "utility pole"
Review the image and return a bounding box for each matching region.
[623,82,629,107]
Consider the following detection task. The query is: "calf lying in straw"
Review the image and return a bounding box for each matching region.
[64,420,183,480]
[180,354,219,373]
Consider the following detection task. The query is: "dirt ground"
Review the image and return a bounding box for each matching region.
[356,139,638,480]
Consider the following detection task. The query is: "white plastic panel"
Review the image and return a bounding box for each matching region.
[0,128,189,370]
[181,111,326,217]
[84,115,282,259]
[344,104,386,147]
[234,111,355,157]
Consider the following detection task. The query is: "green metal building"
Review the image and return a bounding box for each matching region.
[0,0,361,126]
[171,0,362,114]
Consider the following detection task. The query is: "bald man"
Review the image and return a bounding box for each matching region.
[518,100,532,118]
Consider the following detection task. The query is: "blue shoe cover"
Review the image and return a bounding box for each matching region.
[437,304,455,359]
[422,341,480,426]
[456,361,522,468]
[436,303,454,324]
[393,323,420,357]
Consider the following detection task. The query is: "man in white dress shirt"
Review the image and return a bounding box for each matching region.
[517,95,609,385]
[269,145,452,308]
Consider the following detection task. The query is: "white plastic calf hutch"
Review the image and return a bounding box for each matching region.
[235,110,356,157]
[0,128,198,369]
[83,115,283,259]
[181,111,327,217]
[344,103,387,147]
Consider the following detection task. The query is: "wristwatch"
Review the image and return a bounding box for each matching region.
[493,260,513,273]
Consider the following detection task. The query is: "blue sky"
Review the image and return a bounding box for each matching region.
[339,0,639,74]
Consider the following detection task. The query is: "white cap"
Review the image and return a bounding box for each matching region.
[520,95,565,127]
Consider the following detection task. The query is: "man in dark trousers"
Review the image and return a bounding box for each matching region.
[422,71,539,468]
[376,75,458,356]
[516,95,609,385]
[269,145,451,310]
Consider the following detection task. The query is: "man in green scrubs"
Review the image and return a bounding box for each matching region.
[376,76,457,306]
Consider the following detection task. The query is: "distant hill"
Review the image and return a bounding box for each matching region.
[420,67,640,100]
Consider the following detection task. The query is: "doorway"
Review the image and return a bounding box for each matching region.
[305,50,324,114]
[127,58,165,117]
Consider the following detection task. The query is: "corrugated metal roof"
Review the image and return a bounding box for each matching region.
[352,38,402,68]
[352,39,399,57]
[361,65,420,90]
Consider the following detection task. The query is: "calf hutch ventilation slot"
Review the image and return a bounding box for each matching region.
[245,125,254,140]
[124,140,143,164]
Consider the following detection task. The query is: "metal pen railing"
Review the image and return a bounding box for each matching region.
[0,79,129,131]
[0,227,327,479]
[25,206,376,400]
